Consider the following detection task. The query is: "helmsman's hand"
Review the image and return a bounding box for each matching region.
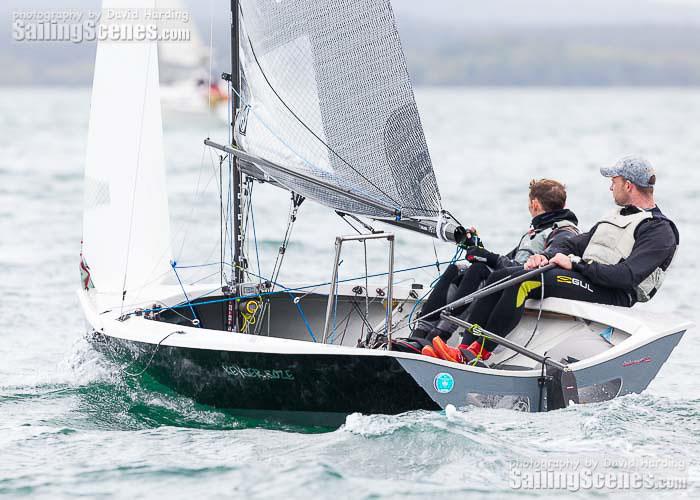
[525,254,549,270]
[458,226,482,249]
[465,246,499,267]
[550,253,573,270]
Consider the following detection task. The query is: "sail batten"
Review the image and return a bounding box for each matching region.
[234,0,442,218]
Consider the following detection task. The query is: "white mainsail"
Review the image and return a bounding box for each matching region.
[83,0,173,307]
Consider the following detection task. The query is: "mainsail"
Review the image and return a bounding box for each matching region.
[83,0,172,304]
[234,0,442,219]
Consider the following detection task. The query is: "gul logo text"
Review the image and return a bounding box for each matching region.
[556,275,593,292]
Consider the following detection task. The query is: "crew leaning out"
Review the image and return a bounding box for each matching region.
[393,178,580,355]
[429,156,679,366]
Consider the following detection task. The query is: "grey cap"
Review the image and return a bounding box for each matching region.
[600,156,656,188]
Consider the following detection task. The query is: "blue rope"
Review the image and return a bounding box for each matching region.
[450,246,463,264]
[174,259,459,283]
[289,293,317,342]
[405,248,462,333]
[170,260,200,327]
[407,286,434,333]
[146,258,463,315]
[172,262,223,269]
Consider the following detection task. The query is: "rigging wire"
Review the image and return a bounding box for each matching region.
[119,40,155,315]
[206,0,215,137]
[219,154,224,290]
[119,330,185,377]
[249,193,304,334]
[269,193,304,289]
[173,145,214,262]
[328,301,355,345]
[337,214,362,235]
[362,239,371,343]
[240,177,257,284]
[407,244,461,337]
[137,257,459,317]
[249,182,263,282]
[228,154,236,274]
[291,294,317,342]
[432,240,441,273]
[170,261,200,327]
[350,299,379,341]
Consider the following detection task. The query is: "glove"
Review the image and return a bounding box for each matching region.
[457,227,482,249]
[465,246,500,268]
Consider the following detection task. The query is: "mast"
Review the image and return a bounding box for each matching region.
[230,0,243,330]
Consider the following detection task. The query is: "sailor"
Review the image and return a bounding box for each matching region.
[429,156,679,365]
[396,179,580,354]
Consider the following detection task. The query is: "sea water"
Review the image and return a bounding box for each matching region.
[1,87,698,498]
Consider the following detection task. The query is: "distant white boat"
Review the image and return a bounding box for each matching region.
[157,0,228,117]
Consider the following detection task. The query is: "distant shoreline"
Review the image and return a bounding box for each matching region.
[3,23,700,87]
[3,84,700,90]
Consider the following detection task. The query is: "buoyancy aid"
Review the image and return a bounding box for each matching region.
[582,207,677,302]
[512,219,580,265]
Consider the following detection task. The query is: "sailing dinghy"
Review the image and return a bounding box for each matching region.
[80,0,691,425]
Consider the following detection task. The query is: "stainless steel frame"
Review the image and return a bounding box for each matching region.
[322,233,395,348]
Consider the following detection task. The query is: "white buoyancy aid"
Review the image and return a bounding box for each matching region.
[582,207,670,302]
[512,220,579,265]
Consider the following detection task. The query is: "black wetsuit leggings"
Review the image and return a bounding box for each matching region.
[419,262,492,322]
[462,266,632,351]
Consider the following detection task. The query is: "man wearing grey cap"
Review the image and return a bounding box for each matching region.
[429,155,680,366]
[531,154,679,301]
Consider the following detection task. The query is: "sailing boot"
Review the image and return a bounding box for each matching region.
[461,341,492,367]
[421,345,438,358]
[397,319,442,353]
[431,337,464,363]
[391,336,431,354]
[432,338,492,367]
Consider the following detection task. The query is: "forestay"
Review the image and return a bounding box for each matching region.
[235,0,442,218]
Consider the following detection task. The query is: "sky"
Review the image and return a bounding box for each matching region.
[2,0,699,86]
[2,0,699,26]
[393,0,700,26]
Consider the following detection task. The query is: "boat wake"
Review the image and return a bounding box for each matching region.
[50,340,700,444]
[1,339,696,498]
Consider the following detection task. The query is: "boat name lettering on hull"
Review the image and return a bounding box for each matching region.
[222,364,295,381]
[622,356,652,367]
